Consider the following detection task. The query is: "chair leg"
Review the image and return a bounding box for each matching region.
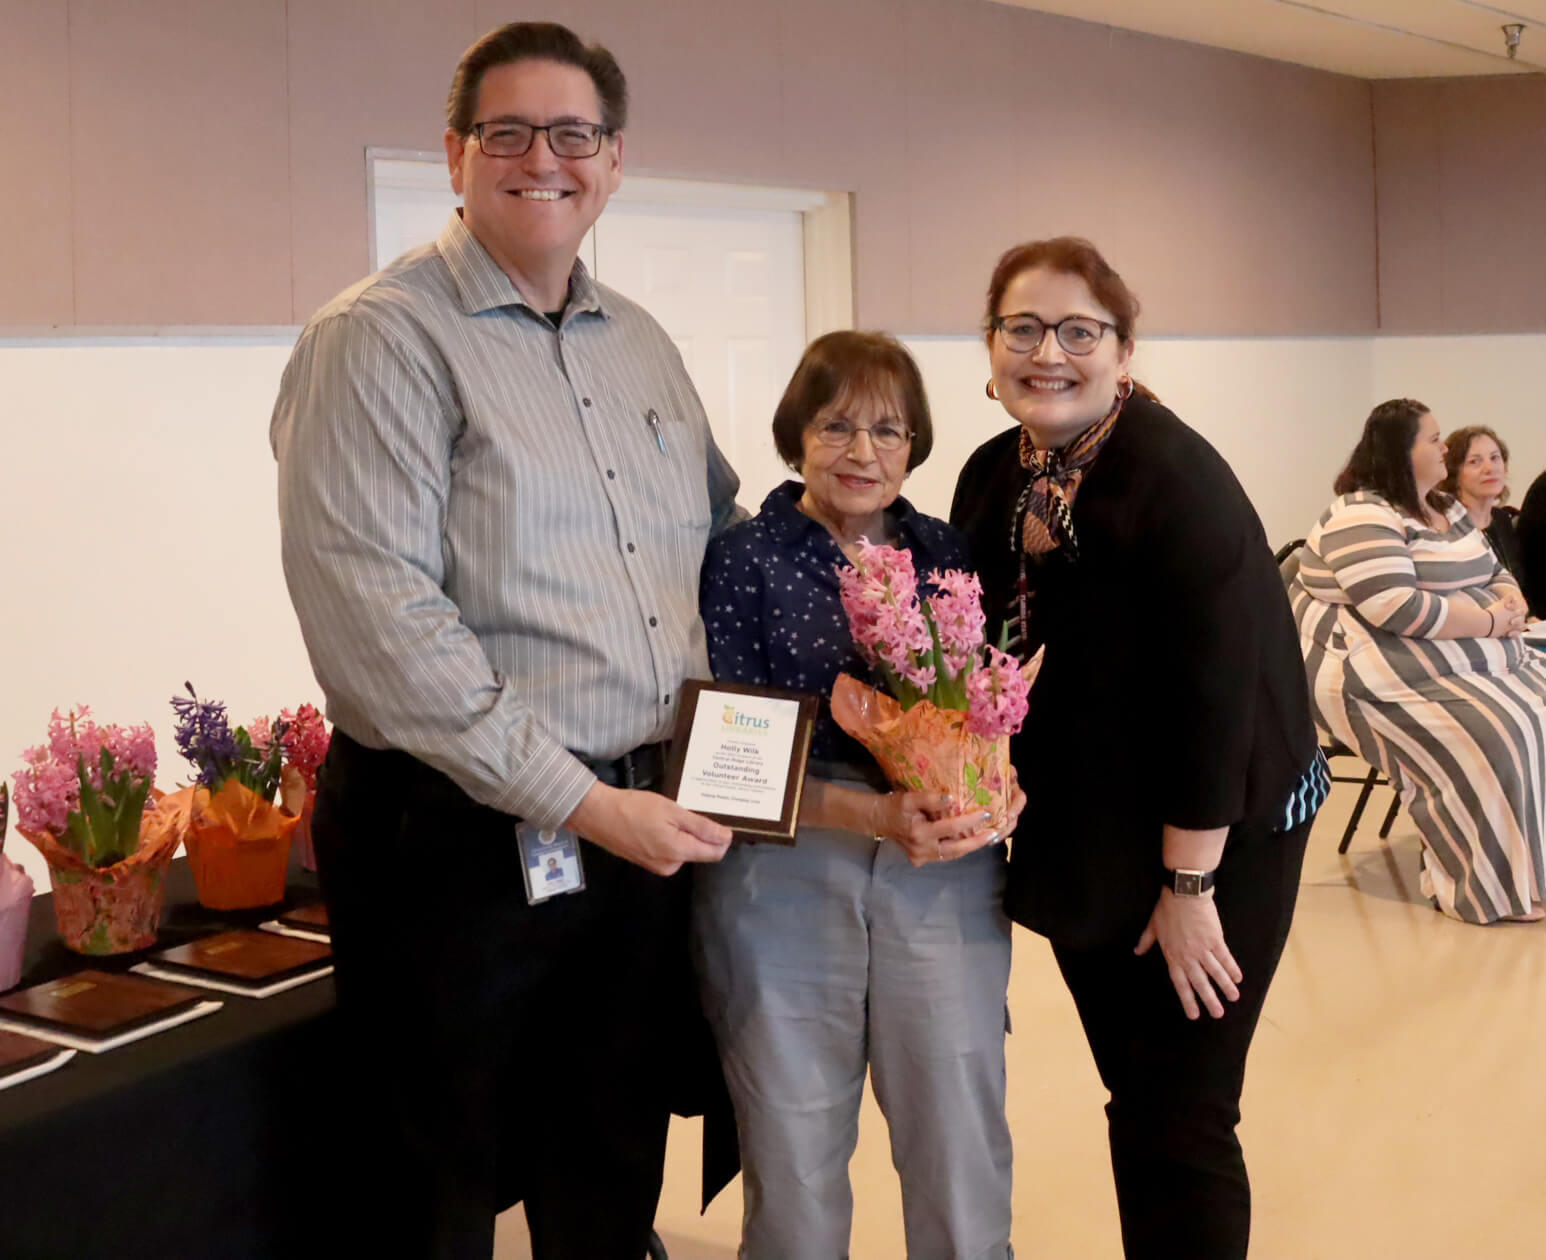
[1378,792,1401,839]
[1339,766,1381,854]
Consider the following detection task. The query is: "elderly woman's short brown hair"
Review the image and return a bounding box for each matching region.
[1440,424,1511,502]
[771,331,934,473]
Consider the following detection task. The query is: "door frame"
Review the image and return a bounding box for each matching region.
[365,147,854,339]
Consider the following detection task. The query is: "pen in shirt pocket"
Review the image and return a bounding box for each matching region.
[645,408,666,455]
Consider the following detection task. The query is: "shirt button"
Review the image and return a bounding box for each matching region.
[607,469,616,479]
[627,542,636,553]
[663,694,671,705]
[649,616,658,627]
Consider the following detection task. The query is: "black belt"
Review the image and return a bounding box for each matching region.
[576,742,668,790]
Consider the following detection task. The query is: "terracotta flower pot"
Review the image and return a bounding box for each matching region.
[183,780,300,910]
[20,796,185,955]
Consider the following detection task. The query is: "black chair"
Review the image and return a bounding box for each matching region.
[1321,740,1401,854]
[1276,538,1401,852]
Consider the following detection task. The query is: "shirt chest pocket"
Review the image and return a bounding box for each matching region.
[598,384,713,531]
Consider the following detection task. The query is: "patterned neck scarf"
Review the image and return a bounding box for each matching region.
[1016,393,1124,558]
[1003,393,1126,662]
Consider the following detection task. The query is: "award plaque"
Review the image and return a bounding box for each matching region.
[662,679,818,844]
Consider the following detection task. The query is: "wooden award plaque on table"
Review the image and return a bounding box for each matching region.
[0,970,207,1042]
[276,902,330,935]
[149,930,332,991]
[0,1029,63,1079]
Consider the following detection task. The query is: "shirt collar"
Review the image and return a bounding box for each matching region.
[759,479,929,551]
[436,211,606,320]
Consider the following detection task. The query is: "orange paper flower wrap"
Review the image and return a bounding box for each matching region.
[832,675,1015,830]
[293,788,318,872]
[20,793,186,954]
[183,777,301,909]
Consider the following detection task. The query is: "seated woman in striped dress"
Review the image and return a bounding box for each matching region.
[1290,398,1546,924]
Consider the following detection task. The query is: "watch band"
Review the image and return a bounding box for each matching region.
[1166,866,1217,897]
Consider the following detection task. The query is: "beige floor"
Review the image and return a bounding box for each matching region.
[498,777,1546,1259]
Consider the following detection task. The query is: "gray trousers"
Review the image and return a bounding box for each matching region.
[692,805,1014,1260]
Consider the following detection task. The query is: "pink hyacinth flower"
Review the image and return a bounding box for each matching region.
[965,647,1032,737]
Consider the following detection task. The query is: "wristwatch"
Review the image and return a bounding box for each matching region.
[1165,866,1217,897]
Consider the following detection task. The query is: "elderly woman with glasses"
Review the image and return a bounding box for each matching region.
[693,330,1023,1259]
[951,238,1326,1260]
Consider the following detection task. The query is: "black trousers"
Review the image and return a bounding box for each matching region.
[312,732,685,1260]
[1051,817,1312,1260]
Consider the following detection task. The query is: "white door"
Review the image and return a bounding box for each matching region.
[368,159,811,510]
[368,155,598,274]
[592,202,806,512]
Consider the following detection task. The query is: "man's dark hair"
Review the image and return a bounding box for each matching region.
[446,22,628,136]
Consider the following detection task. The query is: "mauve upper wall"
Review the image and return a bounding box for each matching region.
[1374,75,1546,334]
[1,0,1377,334]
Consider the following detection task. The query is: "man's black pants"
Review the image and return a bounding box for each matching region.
[312,732,685,1260]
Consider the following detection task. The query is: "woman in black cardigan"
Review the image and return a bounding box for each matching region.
[952,238,1327,1260]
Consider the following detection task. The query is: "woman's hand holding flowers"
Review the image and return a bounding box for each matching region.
[870,789,1006,868]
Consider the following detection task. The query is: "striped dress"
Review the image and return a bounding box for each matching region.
[1290,491,1546,923]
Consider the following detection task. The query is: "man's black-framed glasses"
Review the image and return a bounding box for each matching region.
[471,120,613,159]
[991,313,1118,356]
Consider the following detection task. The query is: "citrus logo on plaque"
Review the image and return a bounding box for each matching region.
[721,705,771,732]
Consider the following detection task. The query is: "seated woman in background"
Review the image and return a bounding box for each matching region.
[695,331,1021,1259]
[1291,399,1546,924]
[1440,425,1537,612]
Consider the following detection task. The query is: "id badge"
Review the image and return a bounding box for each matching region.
[517,822,587,905]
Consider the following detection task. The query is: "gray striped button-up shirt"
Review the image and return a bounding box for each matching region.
[271,212,740,828]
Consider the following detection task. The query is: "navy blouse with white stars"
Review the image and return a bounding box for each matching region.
[700,480,970,768]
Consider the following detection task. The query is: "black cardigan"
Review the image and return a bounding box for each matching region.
[951,393,1317,948]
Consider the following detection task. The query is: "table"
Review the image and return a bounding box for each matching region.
[0,858,344,1260]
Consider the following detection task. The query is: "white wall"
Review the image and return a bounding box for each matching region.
[1,339,316,892]
[1372,336,1546,506]
[6,331,1536,892]
[899,335,1373,549]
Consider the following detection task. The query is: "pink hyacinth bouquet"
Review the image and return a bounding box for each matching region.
[831,541,1042,832]
[12,706,184,954]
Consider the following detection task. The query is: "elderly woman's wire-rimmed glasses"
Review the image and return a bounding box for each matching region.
[471,120,614,159]
[810,418,913,452]
[991,313,1118,356]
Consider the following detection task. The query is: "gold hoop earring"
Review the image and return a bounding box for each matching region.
[1116,375,1134,402]
[985,379,999,401]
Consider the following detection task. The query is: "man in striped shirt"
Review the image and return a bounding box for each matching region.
[271,22,738,1259]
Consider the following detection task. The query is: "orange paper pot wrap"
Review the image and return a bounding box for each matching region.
[183,779,300,910]
[293,788,318,872]
[831,674,1015,831]
[19,795,185,955]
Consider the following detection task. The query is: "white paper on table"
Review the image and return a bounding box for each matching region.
[131,961,333,1000]
[674,689,801,821]
[0,1000,222,1053]
[0,1046,76,1091]
[257,920,331,944]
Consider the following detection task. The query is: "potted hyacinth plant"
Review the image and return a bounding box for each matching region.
[252,704,329,871]
[10,707,185,954]
[831,542,1042,830]
[172,684,303,910]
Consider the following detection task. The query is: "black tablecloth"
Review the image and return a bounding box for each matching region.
[0,857,343,1260]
